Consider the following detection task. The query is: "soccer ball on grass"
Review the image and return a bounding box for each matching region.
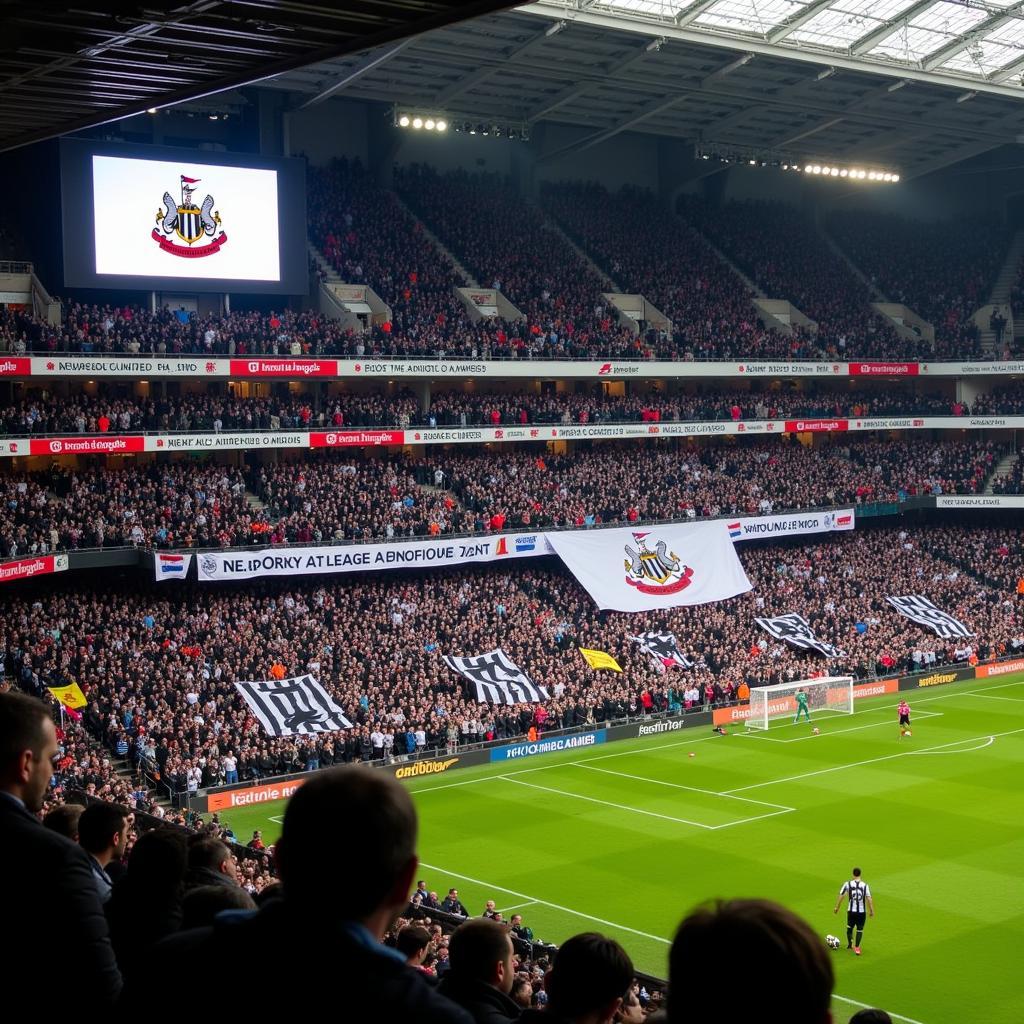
[825,935,841,950]
[812,727,820,735]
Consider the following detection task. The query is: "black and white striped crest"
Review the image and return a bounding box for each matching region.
[234,674,352,735]
[756,613,843,658]
[630,631,693,669]
[176,206,203,244]
[443,648,548,705]
[886,595,974,639]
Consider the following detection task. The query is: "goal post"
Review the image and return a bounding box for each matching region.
[746,676,855,730]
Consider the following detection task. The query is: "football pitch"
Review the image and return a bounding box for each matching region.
[220,674,1024,1024]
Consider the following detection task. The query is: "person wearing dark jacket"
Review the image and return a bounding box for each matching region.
[134,767,473,1022]
[441,887,469,917]
[437,918,521,1024]
[0,692,122,1007]
[183,836,239,890]
[517,933,633,1024]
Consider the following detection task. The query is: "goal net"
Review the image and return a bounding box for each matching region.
[746,676,854,730]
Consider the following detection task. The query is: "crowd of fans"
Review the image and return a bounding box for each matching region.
[1,383,997,436]
[827,210,1007,353]
[4,525,1021,803]
[991,453,1023,494]
[0,438,1005,557]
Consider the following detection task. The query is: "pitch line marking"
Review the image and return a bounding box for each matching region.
[572,762,795,811]
[497,900,538,913]
[738,710,944,743]
[499,775,717,829]
[721,727,1024,794]
[962,692,1024,703]
[417,861,928,1024]
[908,736,994,755]
[410,678,1024,797]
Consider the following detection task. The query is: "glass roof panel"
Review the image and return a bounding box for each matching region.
[940,39,1023,73]
[911,1,988,35]
[596,0,691,16]
[695,0,808,34]
[870,25,953,59]
[789,10,890,47]
[984,19,1024,46]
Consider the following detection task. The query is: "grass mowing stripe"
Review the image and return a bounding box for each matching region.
[419,860,929,1024]
[722,726,1024,794]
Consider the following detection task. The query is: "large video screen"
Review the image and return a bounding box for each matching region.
[61,140,307,294]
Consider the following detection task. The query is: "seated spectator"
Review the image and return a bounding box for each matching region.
[0,692,122,1006]
[397,924,434,970]
[141,767,473,1021]
[77,801,130,904]
[442,886,470,917]
[519,932,634,1024]
[42,800,84,840]
[437,917,521,1024]
[668,899,833,1023]
[184,837,240,891]
[179,884,257,930]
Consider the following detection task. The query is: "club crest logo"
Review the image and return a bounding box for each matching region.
[623,531,694,596]
[152,174,228,258]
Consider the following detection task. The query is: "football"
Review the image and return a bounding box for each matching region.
[826,935,841,950]
[812,727,820,735]
[905,730,911,737]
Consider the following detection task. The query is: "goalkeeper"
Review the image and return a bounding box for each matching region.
[793,687,811,724]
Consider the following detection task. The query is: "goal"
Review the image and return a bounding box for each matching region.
[745,676,855,730]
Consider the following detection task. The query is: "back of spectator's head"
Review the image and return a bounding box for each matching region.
[188,837,236,880]
[511,977,533,1009]
[544,932,634,1023]
[448,917,516,993]
[180,884,256,929]
[43,802,85,841]
[849,1011,892,1024]
[78,802,130,857]
[669,899,833,1024]
[395,924,432,963]
[122,827,188,894]
[275,766,417,921]
[0,691,56,812]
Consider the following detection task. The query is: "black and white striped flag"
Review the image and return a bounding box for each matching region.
[756,613,843,658]
[235,674,352,736]
[630,631,693,670]
[886,595,974,639]
[443,649,548,705]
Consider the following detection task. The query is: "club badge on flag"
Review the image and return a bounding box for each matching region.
[546,521,752,613]
[47,682,88,710]
[234,675,352,736]
[630,632,693,670]
[886,595,974,639]
[443,649,548,705]
[579,647,622,672]
[755,613,843,658]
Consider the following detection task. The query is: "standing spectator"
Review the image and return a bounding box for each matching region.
[184,837,240,891]
[442,886,470,917]
[668,899,833,1024]
[42,801,85,841]
[78,801,130,904]
[0,693,122,1006]
[437,918,522,1024]
[142,767,474,1022]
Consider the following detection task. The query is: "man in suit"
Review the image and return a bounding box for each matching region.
[147,766,473,1021]
[0,692,122,1005]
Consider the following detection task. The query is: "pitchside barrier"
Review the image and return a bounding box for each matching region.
[184,653,1024,814]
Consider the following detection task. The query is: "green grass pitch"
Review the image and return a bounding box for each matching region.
[218,674,1024,1024]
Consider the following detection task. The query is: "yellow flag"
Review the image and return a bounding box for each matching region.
[47,682,87,710]
[579,648,622,672]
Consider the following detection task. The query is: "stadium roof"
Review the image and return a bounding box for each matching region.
[265,7,1024,179]
[0,1,515,153]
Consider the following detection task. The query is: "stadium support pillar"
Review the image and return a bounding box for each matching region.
[513,134,540,197]
[259,90,286,157]
[417,380,431,413]
[368,106,400,188]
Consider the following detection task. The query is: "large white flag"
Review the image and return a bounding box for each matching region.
[547,522,752,613]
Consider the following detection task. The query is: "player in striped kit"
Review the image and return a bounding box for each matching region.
[834,867,874,955]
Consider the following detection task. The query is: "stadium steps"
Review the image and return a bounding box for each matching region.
[985,228,1024,308]
[308,242,341,284]
[983,451,1020,494]
[528,198,622,291]
[389,191,479,288]
[245,491,268,515]
[819,229,888,303]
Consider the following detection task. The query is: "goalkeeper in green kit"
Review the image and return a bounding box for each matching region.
[793,687,811,724]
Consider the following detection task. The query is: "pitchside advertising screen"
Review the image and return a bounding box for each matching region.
[60,139,307,294]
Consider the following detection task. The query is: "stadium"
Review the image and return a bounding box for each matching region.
[1,1,1023,1021]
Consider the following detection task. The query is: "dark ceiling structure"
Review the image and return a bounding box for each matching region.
[0,1,516,152]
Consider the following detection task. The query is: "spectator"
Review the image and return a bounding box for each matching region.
[184,837,240,891]
[77,801,130,904]
[180,883,257,929]
[42,801,85,840]
[443,886,470,917]
[849,1011,893,1024]
[519,932,634,1024]
[396,924,433,970]
[438,917,522,1024]
[143,767,474,1021]
[0,692,122,1006]
[668,899,833,1023]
